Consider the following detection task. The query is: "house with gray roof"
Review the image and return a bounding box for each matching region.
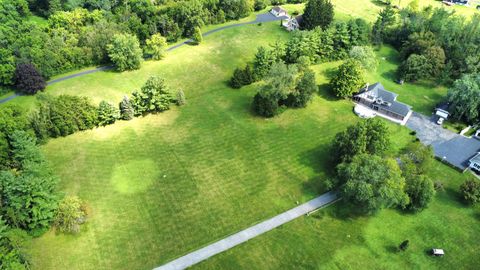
[354,83,413,125]
[270,6,288,17]
[468,152,480,172]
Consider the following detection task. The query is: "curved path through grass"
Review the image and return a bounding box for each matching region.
[0,13,286,105]
[155,192,339,270]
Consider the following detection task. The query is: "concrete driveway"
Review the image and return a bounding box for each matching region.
[406,112,480,170]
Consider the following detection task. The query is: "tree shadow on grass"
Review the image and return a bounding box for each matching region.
[327,199,366,221]
[385,245,399,254]
[298,145,337,175]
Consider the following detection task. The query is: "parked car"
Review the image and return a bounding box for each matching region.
[437,117,445,125]
[431,248,445,257]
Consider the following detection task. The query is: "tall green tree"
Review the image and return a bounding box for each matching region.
[332,118,390,163]
[106,33,143,71]
[330,59,365,98]
[191,27,203,45]
[302,0,334,30]
[349,46,378,70]
[285,69,317,108]
[460,179,480,205]
[337,154,409,214]
[119,96,134,120]
[145,33,167,60]
[447,73,480,124]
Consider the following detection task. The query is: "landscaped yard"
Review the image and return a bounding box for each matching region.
[4,3,475,270]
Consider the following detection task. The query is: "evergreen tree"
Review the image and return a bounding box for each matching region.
[285,69,317,108]
[97,101,120,126]
[253,46,275,79]
[302,0,334,30]
[119,96,134,120]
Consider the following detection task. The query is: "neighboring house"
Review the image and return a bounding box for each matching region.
[468,152,480,172]
[283,15,302,31]
[270,6,288,17]
[451,0,470,5]
[354,83,413,125]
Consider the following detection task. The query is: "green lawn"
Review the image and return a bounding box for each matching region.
[14,3,478,270]
[196,163,480,270]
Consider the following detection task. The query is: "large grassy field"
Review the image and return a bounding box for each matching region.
[8,3,476,270]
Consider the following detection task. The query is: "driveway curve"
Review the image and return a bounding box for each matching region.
[0,13,287,105]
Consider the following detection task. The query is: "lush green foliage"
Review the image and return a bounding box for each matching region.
[31,94,99,140]
[191,27,203,45]
[332,118,390,163]
[229,65,255,88]
[284,68,317,108]
[377,6,480,82]
[0,222,30,270]
[337,154,409,214]
[330,59,365,98]
[97,100,120,126]
[54,196,87,233]
[0,131,59,233]
[145,34,167,60]
[349,46,378,70]
[131,76,173,115]
[253,46,277,79]
[447,73,480,124]
[107,34,143,71]
[0,0,256,87]
[459,179,480,205]
[14,63,46,95]
[0,105,32,170]
[302,0,334,30]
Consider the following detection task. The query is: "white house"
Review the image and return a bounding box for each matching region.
[469,152,480,172]
[270,6,288,17]
[353,83,413,125]
[282,15,302,31]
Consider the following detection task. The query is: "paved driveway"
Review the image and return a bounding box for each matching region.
[406,112,480,170]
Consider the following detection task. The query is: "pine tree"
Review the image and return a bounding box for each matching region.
[119,96,134,120]
[302,0,334,30]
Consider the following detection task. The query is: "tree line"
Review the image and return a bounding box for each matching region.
[0,0,256,94]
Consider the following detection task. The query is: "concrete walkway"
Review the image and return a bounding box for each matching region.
[154,191,339,270]
[0,13,286,105]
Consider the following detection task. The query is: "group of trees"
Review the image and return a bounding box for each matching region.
[30,75,183,141]
[252,62,317,117]
[1,0,251,92]
[372,5,480,83]
[331,119,436,214]
[446,73,480,125]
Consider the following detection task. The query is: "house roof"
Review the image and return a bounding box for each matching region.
[272,6,287,13]
[295,15,303,25]
[356,83,412,117]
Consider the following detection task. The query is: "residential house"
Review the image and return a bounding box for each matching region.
[468,152,480,172]
[283,15,302,31]
[270,6,288,17]
[354,83,413,125]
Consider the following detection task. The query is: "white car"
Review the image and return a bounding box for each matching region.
[437,117,445,125]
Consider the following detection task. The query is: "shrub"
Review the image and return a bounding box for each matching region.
[145,33,167,60]
[229,65,255,88]
[31,94,98,140]
[131,76,173,115]
[14,63,46,95]
[54,196,87,234]
[252,92,279,117]
[191,27,203,45]
[119,96,134,120]
[97,101,120,126]
[285,69,317,108]
[460,179,480,204]
[349,46,378,70]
